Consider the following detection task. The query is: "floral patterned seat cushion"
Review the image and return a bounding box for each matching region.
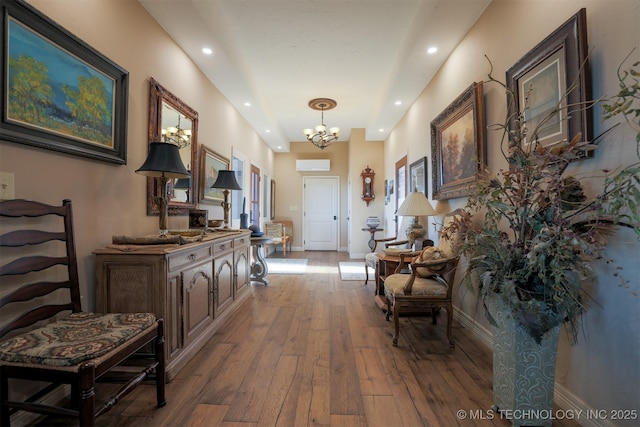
[0,312,155,367]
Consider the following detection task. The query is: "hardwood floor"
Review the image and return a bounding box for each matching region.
[36,251,579,427]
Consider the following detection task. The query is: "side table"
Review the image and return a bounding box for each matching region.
[250,236,272,285]
[362,227,384,251]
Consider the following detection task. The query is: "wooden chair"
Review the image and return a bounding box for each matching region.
[382,211,464,348]
[364,237,408,285]
[0,199,166,426]
[264,220,292,256]
[383,249,459,348]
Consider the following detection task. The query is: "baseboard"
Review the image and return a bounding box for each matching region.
[452,307,613,427]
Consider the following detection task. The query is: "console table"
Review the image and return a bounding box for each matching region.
[250,236,272,285]
[94,230,251,381]
[362,227,383,250]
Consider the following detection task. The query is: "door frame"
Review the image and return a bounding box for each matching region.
[302,175,340,251]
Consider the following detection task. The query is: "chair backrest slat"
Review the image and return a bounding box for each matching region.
[0,303,75,339]
[0,280,72,308]
[0,256,69,276]
[0,229,67,247]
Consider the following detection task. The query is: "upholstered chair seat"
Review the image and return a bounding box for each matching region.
[383,274,448,298]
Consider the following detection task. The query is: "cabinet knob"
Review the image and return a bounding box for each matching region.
[188,254,196,261]
[220,244,226,250]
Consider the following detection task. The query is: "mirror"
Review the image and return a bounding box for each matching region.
[147,78,199,216]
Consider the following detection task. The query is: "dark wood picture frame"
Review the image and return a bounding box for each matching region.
[431,82,486,200]
[199,146,229,204]
[188,209,208,229]
[0,0,128,164]
[506,8,592,154]
[409,156,428,196]
[270,179,276,220]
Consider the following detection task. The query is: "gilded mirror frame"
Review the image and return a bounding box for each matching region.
[147,77,199,216]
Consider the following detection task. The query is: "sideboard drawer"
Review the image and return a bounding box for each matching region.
[234,235,249,247]
[212,239,233,254]
[168,245,212,271]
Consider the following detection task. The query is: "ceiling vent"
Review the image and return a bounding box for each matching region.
[295,159,330,172]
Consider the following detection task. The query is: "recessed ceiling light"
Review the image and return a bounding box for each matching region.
[244,102,251,107]
[378,128,384,132]
[427,46,438,54]
[202,47,213,55]
[265,130,271,133]
[277,145,282,149]
[395,100,402,106]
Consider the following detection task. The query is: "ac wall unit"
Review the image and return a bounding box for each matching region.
[295,159,330,172]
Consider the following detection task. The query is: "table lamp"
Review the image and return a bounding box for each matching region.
[396,189,436,246]
[136,142,190,235]
[173,172,191,202]
[210,170,242,229]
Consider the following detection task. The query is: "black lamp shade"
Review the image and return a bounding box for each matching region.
[136,142,190,178]
[211,170,242,190]
[173,173,191,189]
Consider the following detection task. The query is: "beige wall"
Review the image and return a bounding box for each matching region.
[273,139,349,250]
[273,131,384,256]
[384,0,639,420]
[0,0,274,308]
[2,0,638,419]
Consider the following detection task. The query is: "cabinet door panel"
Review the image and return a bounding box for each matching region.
[183,261,214,347]
[234,244,250,297]
[166,273,182,359]
[215,252,234,315]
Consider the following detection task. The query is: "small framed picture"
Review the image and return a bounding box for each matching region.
[188,209,208,229]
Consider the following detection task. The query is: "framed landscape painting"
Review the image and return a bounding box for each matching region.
[506,8,591,155]
[0,0,128,164]
[431,82,486,200]
[200,146,229,204]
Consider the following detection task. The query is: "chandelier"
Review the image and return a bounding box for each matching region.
[303,98,340,150]
[162,115,191,148]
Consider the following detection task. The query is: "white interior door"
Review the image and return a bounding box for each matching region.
[303,176,339,250]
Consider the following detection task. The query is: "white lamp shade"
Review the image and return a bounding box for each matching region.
[396,190,436,217]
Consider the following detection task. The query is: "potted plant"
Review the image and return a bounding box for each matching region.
[444,57,640,426]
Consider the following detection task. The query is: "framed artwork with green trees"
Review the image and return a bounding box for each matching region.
[0,0,128,164]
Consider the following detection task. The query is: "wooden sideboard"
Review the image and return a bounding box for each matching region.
[94,231,251,381]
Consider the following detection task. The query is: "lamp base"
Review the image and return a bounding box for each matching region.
[406,218,426,247]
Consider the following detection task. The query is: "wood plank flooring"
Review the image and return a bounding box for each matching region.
[35,251,579,427]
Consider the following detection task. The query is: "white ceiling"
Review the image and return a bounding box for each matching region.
[139,0,491,152]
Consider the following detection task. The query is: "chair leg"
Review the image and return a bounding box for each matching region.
[155,319,167,407]
[392,303,400,347]
[0,366,9,426]
[446,304,455,348]
[364,264,369,285]
[78,362,96,427]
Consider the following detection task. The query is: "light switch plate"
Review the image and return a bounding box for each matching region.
[0,172,15,200]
